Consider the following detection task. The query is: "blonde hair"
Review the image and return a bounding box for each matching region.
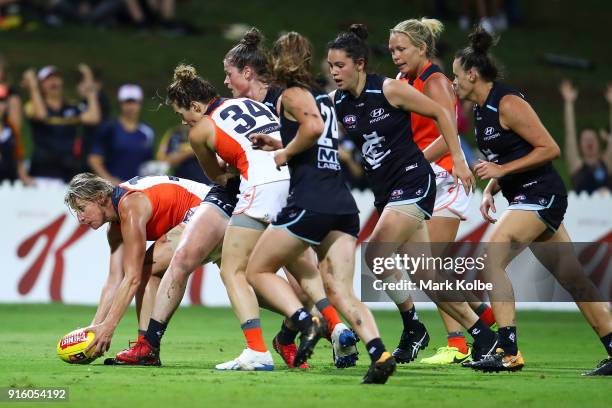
[64,172,114,211]
[391,17,444,58]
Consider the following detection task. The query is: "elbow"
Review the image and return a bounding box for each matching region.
[306,120,325,141]
[549,143,561,160]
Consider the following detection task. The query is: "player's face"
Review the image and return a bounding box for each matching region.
[388,33,424,77]
[173,103,203,128]
[223,61,249,98]
[73,198,106,230]
[327,49,361,92]
[452,58,472,100]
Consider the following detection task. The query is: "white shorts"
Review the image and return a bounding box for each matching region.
[233,180,289,224]
[431,162,472,220]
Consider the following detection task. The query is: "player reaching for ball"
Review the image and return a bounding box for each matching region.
[64,173,227,359]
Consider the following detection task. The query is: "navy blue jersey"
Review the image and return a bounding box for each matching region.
[334,74,433,208]
[280,88,357,215]
[90,120,155,181]
[263,86,283,117]
[474,82,566,201]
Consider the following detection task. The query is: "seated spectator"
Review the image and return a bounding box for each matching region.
[88,84,154,183]
[0,84,32,184]
[561,80,612,195]
[156,124,210,184]
[23,64,100,185]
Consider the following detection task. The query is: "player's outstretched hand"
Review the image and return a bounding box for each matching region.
[453,160,475,195]
[480,192,497,224]
[250,133,282,151]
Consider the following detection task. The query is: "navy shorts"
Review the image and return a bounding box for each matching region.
[375,172,436,219]
[202,178,240,218]
[507,193,568,232]
[271,205,360,245]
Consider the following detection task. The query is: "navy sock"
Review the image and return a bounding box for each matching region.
[144,318,167,349]
[366,338,386,363]
[467,319,496,346]
[498,326,518,355]
[276,321,298,345]
[400,306,421,331]
[290,308,313,333]
[601,332,612,356]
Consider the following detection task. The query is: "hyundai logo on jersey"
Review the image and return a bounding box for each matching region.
[370,108,385,118]
[484,126,495,136]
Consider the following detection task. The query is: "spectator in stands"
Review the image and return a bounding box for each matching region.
[78,67,111,172]
[0,84,32,184]
[88,84,154,183]
[156,124,210,184]
[23,64,100,185]
[0,53,23,136]
[561,79,612,195]
[458,0,508,33]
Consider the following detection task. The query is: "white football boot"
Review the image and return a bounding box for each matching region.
[215,348,274,371]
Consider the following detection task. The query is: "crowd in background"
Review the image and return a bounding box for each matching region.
[0,0,194,34]
[0,0,610,195]
[0,59,210,187]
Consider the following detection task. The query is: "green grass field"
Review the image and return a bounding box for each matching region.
[0,304,610,407]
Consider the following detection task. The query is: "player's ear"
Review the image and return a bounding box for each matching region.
[191,101,201,113]
[242,65,252,80]
[355,58,366,73]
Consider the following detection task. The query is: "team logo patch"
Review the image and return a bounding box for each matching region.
[513,194,526,202]
[370,108,385,118]
[416,188,424,196]
[343,115,357,126]
[484,126,495,136]
[391,189,403,198]
[539,198,548,206]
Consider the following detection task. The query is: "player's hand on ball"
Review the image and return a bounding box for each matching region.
[84,323,114,358]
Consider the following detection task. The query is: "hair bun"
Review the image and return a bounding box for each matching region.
[349,24,369,40]
[173,64,197,82]
[241,27,263,48]
[468,26,494,54]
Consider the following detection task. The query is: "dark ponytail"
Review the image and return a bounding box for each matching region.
[327,23,370,68]
[224,27,272,84]
[455,26,500,82]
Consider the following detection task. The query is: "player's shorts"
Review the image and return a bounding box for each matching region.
[271,205,359,245]
[506,193,568,233]
[232,179,289,224]
[377,172,436,220]
[431,162,472,220]
[202,179,239,218]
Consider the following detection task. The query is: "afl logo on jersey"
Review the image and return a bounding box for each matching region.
[370,108,385,118]
[484,127,495,136]
[343,115,357,127]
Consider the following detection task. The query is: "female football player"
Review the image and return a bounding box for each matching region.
[389,17,495,365]
[327,24,500,364]
[453,27,612,375]
[246,31,393,383]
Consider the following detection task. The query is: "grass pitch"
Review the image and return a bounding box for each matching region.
[0,304,610,408]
